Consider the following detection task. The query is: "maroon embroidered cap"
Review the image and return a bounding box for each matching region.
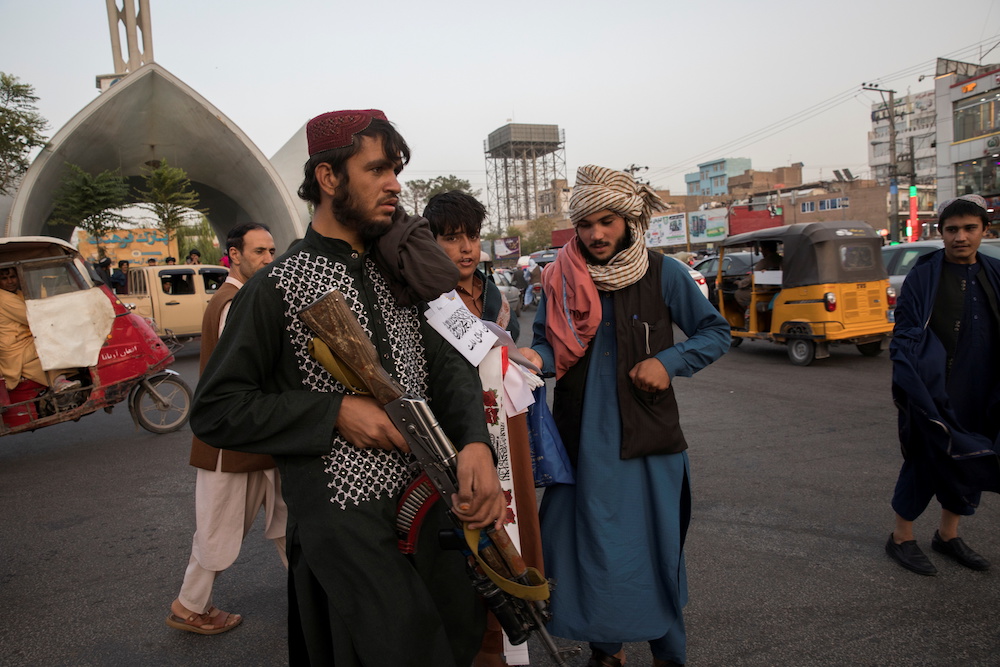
[306,109,388,156]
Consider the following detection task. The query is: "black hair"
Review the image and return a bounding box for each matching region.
[297,118,411,206]
[226,222,272,254]
[422,191,486,237]
[187,249,201,257]
[938,199,990,231]
[117,260,129,268]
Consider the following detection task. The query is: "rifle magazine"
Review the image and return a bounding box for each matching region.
[395,472,440,554]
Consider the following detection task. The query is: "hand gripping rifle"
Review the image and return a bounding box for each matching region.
[298,289,578,666]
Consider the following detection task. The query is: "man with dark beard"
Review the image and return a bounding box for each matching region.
[520,165,729,667]
[190,109,505,665]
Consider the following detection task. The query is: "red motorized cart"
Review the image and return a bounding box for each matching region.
[1,236,192,436]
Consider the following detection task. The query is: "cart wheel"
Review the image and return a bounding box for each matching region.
[131,374,192,434]
[857,341,883,357]
[730,336,743,348]
[787,339,815,366]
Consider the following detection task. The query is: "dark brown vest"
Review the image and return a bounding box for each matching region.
[553,252,688,463]
[189,280,277,473]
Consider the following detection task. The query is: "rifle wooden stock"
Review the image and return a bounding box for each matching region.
[298,290,405,406]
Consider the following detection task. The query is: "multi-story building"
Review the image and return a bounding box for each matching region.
[537,178,571,220]
[868,90,937,188]
[934,57,1000,208]
[684,157,751,196]
[727,163,804,198]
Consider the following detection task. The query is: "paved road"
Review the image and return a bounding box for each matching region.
[2,312,998,666]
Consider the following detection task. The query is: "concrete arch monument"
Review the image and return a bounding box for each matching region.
[5,63,305,251]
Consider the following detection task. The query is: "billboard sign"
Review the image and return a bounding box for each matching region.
[645,213,687,247]
[687,209,728,243]
[493,236,521,260]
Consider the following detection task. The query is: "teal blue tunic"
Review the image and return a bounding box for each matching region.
[531,254,728,643]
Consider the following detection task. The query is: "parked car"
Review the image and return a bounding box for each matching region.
[477,254,522,317]
[491,269,522,316]
[667,255,709,299]
[529,248,559,266]
[881,238,1000,296]
[118,264,229,346]
[693,251,762,307]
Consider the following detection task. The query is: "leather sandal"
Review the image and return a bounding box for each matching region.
[165,605,243,635]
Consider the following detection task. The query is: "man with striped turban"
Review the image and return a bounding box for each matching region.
[520,165,729,667]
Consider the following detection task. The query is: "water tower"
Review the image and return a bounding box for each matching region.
[484,123,566,231]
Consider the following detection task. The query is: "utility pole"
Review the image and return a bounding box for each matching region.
[863,84,899,242]
[623,164,650,185]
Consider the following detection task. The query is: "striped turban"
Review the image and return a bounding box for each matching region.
[569,165,667,231]
[567,165,667,291]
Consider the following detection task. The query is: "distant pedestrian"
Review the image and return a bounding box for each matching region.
[165,256,177,265]
[886,194,1000,576]
[94,257,113,287]
[147,258,157,266]
[111,260,129,294]
[186,249,202,265]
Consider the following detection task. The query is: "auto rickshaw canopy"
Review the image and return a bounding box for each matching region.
[0,236,79,264]
[721,221,887,288]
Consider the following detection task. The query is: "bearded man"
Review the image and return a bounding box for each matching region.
[167,223,284,636]
[190,110,505,665]
[520,165,729,667]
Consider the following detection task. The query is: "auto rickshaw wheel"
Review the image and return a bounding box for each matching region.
[857,341,883,357]
[131,373,192,434]
[787,338,815,366]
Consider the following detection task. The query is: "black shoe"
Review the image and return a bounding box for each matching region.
[885,534,937,576]
[931,531,990,571]
[587,648,623,667]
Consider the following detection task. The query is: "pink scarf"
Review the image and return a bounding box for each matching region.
[541,240,602,379]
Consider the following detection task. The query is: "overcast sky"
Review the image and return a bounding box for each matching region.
[3,0,1000,201]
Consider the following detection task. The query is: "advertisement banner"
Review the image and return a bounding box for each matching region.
[645,213,687,248]
[687,208,728,244]
[74,228,176,264]
[493,236,520,260]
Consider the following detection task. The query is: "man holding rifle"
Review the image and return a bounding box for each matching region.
[191,109,505,666]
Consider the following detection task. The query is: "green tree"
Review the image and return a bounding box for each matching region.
[427,175,481,200]
[0,72,48,196]
[48,163,130,257]
[401,178,431,215]
[520,216,558,254]
[136,159,207,249]
[176,215,222,264]
[401,175,482,215]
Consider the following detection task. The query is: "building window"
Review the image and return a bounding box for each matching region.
[955,158,1000,195]
[953,91,1000,142]
[801,201,816,213]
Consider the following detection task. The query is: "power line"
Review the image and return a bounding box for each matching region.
[647,34,1000,186]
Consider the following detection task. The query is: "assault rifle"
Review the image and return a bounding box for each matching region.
[298,289,578,665]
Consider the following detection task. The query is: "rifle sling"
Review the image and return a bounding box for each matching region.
[463,526,550,601]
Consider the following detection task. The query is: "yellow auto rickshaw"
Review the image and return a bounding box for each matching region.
[716,221,896,366]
